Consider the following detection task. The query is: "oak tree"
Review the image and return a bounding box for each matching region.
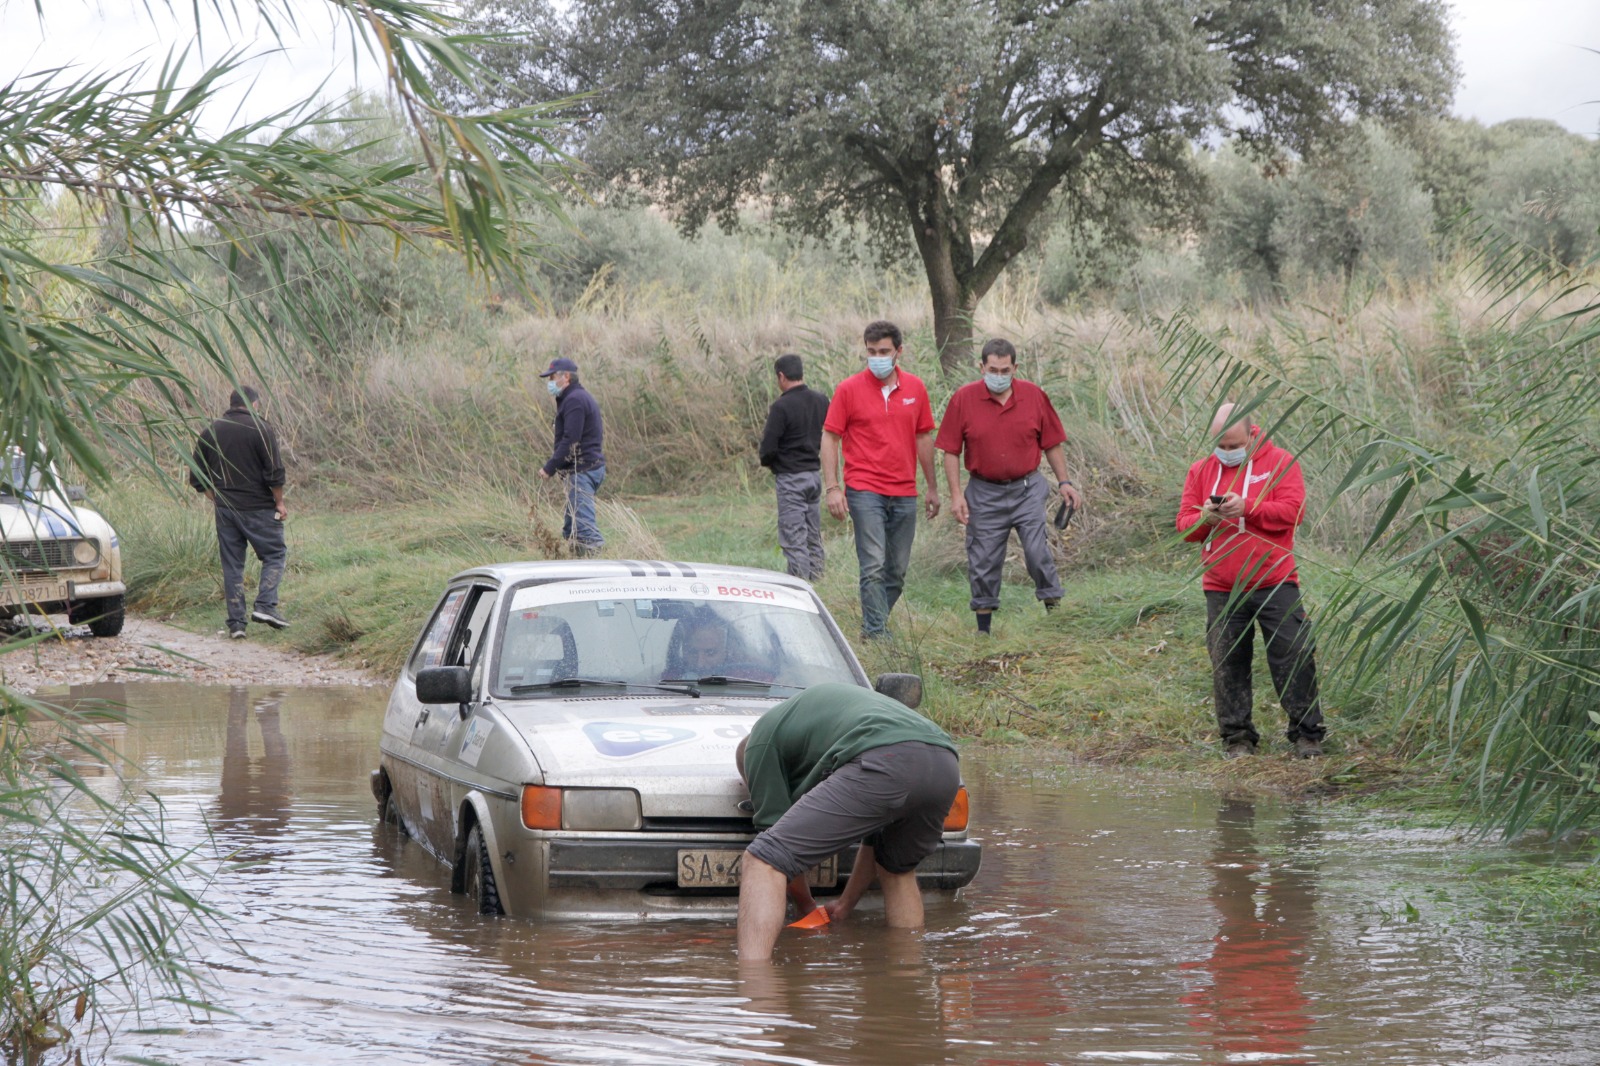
[464,0,1455,370]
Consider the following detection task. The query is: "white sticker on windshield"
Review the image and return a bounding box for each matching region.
[509,576,818,614]
[459,718,493,767]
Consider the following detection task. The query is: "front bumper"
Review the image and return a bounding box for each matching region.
[70,580,125,598]
[545,836,982,895]
[0,575,123,610]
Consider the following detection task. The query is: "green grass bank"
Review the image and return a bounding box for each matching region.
[107,479,1395,796]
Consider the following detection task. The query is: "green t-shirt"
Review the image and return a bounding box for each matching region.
[743,681,957,828]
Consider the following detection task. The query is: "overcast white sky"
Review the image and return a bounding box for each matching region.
[2,0,1598,134]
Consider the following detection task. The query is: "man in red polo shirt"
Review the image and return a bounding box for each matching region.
[820,320,940,639]
[937,338,1082,633]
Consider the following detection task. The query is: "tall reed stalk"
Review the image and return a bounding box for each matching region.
[0,684,225,1060]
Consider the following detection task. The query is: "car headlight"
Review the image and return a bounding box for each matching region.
[520,786,642,831]
[72,540,99,565]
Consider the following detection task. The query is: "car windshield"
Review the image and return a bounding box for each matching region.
[492,576,858,699]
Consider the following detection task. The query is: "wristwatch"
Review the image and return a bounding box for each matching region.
[1058,480,1073,487]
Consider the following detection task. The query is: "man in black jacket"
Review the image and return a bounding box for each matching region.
[189,386,288,639]
[537,358,606,554]
[758,353,829,580]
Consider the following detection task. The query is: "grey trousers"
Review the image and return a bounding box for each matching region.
[963,474,1063,611]
[774,470,825,581]
[215,505,287,628]
[744,741,960,878]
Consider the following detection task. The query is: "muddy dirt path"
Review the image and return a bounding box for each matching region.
[0,616,381,694]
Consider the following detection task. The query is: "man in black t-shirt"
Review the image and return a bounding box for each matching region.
[189,386,289,638]
[757,353,829,580]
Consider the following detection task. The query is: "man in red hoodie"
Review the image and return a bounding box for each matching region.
[1177,404,1325,758]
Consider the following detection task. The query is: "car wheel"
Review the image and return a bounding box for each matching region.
[73,595,125,638]
[461,824,503,916]
[378,789,406,835]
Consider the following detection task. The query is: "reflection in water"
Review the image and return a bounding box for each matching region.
[1181,798,1317,1064]
[50,683,1600,1066]
[214,687,293,848]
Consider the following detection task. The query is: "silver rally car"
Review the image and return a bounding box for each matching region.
[371,560,981,917]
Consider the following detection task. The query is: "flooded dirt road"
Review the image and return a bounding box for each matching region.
[58,683,1600,1064]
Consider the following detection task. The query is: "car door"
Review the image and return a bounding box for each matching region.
[411,583,499,859]
[385,584,469,846]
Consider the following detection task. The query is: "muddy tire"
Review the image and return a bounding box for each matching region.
[461,824,503,916]
[378,790,406,834]
[71,595,125,638]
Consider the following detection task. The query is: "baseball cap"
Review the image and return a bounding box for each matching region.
[538,357,579,378]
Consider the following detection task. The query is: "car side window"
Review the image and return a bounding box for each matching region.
[456,587,498,688]
[409,587,469,676]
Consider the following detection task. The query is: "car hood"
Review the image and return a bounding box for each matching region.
[0,493,115,544]
[498,696,775,819]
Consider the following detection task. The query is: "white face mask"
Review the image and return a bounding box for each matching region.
[1214,445,1248,467]
[867,355,897,380]
[547,377,563,396]
[983,371,1013,394]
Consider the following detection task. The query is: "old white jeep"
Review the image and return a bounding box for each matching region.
[1,451,126,637]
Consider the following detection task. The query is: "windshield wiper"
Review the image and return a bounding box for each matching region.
[510,677,700,697]
[661,675,775,689]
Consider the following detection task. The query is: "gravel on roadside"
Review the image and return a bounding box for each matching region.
[0,616,381,695]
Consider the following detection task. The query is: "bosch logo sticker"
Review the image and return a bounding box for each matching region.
[584,722,697,757]
[717,584,775,600]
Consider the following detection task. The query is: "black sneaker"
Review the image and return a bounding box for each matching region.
[228,624,246,641]
[251,607,290,630]
[1043,598,1060,612]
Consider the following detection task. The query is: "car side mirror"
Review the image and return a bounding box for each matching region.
[415,666,473,705]
[874,673,923,710]
[66,485,88,502]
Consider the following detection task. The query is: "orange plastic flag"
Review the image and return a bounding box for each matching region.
[788,906,830,930]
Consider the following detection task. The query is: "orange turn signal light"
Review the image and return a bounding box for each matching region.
[521,785,563,830]
[943,786,970,832]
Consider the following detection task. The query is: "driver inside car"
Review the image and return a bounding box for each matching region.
[662,610,773,682]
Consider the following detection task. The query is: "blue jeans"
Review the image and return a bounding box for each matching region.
[563,465,605,548]
[215,506,287,628]
[845,488,918,637]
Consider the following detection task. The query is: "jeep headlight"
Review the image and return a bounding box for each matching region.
[72,540,98,565]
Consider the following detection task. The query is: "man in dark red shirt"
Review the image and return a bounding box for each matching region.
[820,321,941,638]
[936,339,1082,633]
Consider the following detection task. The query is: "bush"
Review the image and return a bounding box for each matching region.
[1202,126,1435,296]
[1475,132,1600,266]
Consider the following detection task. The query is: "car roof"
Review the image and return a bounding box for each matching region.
[445,559,816,591]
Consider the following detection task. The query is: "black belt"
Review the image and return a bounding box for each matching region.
[969,472,1032,486]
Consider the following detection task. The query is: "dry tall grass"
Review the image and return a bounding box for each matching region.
[130,257,1558,575]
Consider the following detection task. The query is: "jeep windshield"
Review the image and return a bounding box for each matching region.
[492,577,859,699]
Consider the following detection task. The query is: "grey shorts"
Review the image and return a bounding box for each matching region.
[745,741,960,878]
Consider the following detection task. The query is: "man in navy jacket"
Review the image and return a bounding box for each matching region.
[537,358,606,554]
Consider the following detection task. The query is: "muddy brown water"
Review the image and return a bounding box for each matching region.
[46,682,1600,1064]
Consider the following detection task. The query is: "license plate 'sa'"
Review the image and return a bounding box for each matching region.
[676,849,837,888]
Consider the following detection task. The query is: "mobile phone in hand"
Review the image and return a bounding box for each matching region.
[1209,494,1225,505]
